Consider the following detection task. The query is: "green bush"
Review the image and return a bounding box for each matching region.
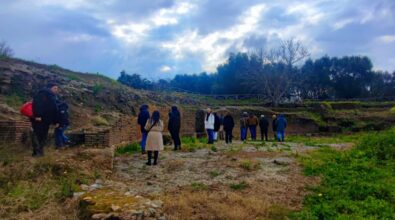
[115,143,140,155]
[390,107,395,115]
[294,128,395,219]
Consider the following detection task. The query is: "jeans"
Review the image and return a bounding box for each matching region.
[249,126,257,140]
[141,132,148,152]
[277,130,285,142]
[55,126,69,148]
[213,131,218,141]
[240,127,247,141]
[206,129,214,144]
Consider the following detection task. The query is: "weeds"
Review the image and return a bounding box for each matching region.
[294,128,395,219]
[191,182,208,191]
[209,171,221,178]
[115,143,140,155]
[239,159,260,171]
[229,181,249,190]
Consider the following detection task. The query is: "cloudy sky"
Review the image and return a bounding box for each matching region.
[1,0,394,79]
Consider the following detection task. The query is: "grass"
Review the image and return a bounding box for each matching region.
[209,170,221,178]
[181,136,209,152]
[229,181,249,190]
[390,107,395,115]
[239,159,260,171]
[115,143,140,156]
[5,93,25,108]
[293,128,395,219]
[287,132,367,146]
[191,182,209,191]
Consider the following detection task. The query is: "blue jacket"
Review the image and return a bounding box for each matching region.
[275,115,287,132]
[137,105,150,133]
[57,101,69,126]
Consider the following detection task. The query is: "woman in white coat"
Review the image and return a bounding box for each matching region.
[144,111,164,165]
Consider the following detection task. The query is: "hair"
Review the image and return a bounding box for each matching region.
[151,111,160,125]
[47,83,58,89]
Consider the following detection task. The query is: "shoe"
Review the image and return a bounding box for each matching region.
[153,161,158,166]
[146,161,152,166]
[142,150,146,155]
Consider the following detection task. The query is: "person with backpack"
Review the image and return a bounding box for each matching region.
[247,113,258,140]
[223,112,234,144]
[168,106,181,151]
[55,101,71,149]
[145,111,164,166]
[240,112,248,141]
[275,114,287,142]
[138,105,150,154]
[30,83,59,157]
[259,115,269,141]
[213,112,221,141]
[204,108,215,144]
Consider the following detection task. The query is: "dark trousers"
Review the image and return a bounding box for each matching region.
[170,131,181,150]
[225,130,233,144]
[260,128,268,141]
[147,150,159,165]
[31,121,50,156]
[249,126,257,140]
[206,129,214,144]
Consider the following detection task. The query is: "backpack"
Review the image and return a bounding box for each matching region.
[20,102,33,118]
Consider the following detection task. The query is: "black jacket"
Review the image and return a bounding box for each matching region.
[272,118,277,132]
[214,114,221,132]
[259,117,269,131]
[137,105,150,133]
[223,115,234,131]
[32,89,58,124]
[168,107,181,133]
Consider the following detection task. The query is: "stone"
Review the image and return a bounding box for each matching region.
[158,216,166,220]
[89,183,103,190]
[95,179,104,185]
[148,208,156,217]
[91,213,112,219]
[151,200,163,208]
[111,204,121,211]
[273,157,292,166]
[80,184,89,191]
[73,192,85,198]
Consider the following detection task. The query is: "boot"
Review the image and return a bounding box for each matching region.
[146,151,152,166]
[153,151,159,165]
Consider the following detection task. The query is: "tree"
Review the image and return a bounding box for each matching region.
[243,38,310,106]
[0,41,13,58]
[117,71,153,90]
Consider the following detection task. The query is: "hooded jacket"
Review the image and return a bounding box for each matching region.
[137,105,150,133]
[32,88,58,124]
[168,106,181,133]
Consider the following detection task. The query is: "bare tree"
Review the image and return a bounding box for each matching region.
[243,38,310,106]
[0,41,14,58]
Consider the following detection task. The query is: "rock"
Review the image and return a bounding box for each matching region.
[148,208,156,217]
[89,183,103,190]
[95,179,104,185]
[273,157,292,166]
[91,213,112,219]
[73,192,85,198]
[158,216,166,220]
[147,181,154,186]
[151,200,163,208]
[111,204,121,211]
[80,184,89,191]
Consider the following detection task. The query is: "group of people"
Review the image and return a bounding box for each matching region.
[137,105,181,166]
[204,108,288,144]
[27,83,71,157]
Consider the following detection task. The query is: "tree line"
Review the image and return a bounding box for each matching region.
[118,39,395,104]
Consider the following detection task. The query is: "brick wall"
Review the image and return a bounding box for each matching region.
[0,120,31,144]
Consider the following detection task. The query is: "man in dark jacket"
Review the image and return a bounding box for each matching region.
[137,105,150,154]
[223,112,234,144]
[259,115,269,141]
[213,113,221,141]
[272,114,277,141]
[275,114,287,142]
[31,83,59,157]
[168,106,181,150]
[55,101,71,149]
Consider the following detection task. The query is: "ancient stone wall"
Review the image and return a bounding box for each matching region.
[0,120,31,144]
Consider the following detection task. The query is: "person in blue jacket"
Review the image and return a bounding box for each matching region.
[137,105,150,154]
[55,101,71,149]
[275,114,287,142]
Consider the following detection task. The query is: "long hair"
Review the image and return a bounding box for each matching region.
[151,111,160,125]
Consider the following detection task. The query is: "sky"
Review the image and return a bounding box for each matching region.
[1,0,394,79]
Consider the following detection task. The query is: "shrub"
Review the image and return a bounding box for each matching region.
[115,143,140,155]
[357,128,395,161]
[92,83,104,95]
[390,107,395,115]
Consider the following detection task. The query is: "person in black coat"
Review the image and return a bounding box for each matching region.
[137,105,150,154]
[213,113,221,141]
[31,83,59,157]
[259,115,269,141]
[55,101,71,149]
[222,112,234,144]
[168,106,181,150]
[272,114,277,141]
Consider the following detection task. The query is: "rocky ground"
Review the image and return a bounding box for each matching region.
[76,141,352,220]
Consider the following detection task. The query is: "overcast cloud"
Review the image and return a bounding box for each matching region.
[1,0,394,79]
